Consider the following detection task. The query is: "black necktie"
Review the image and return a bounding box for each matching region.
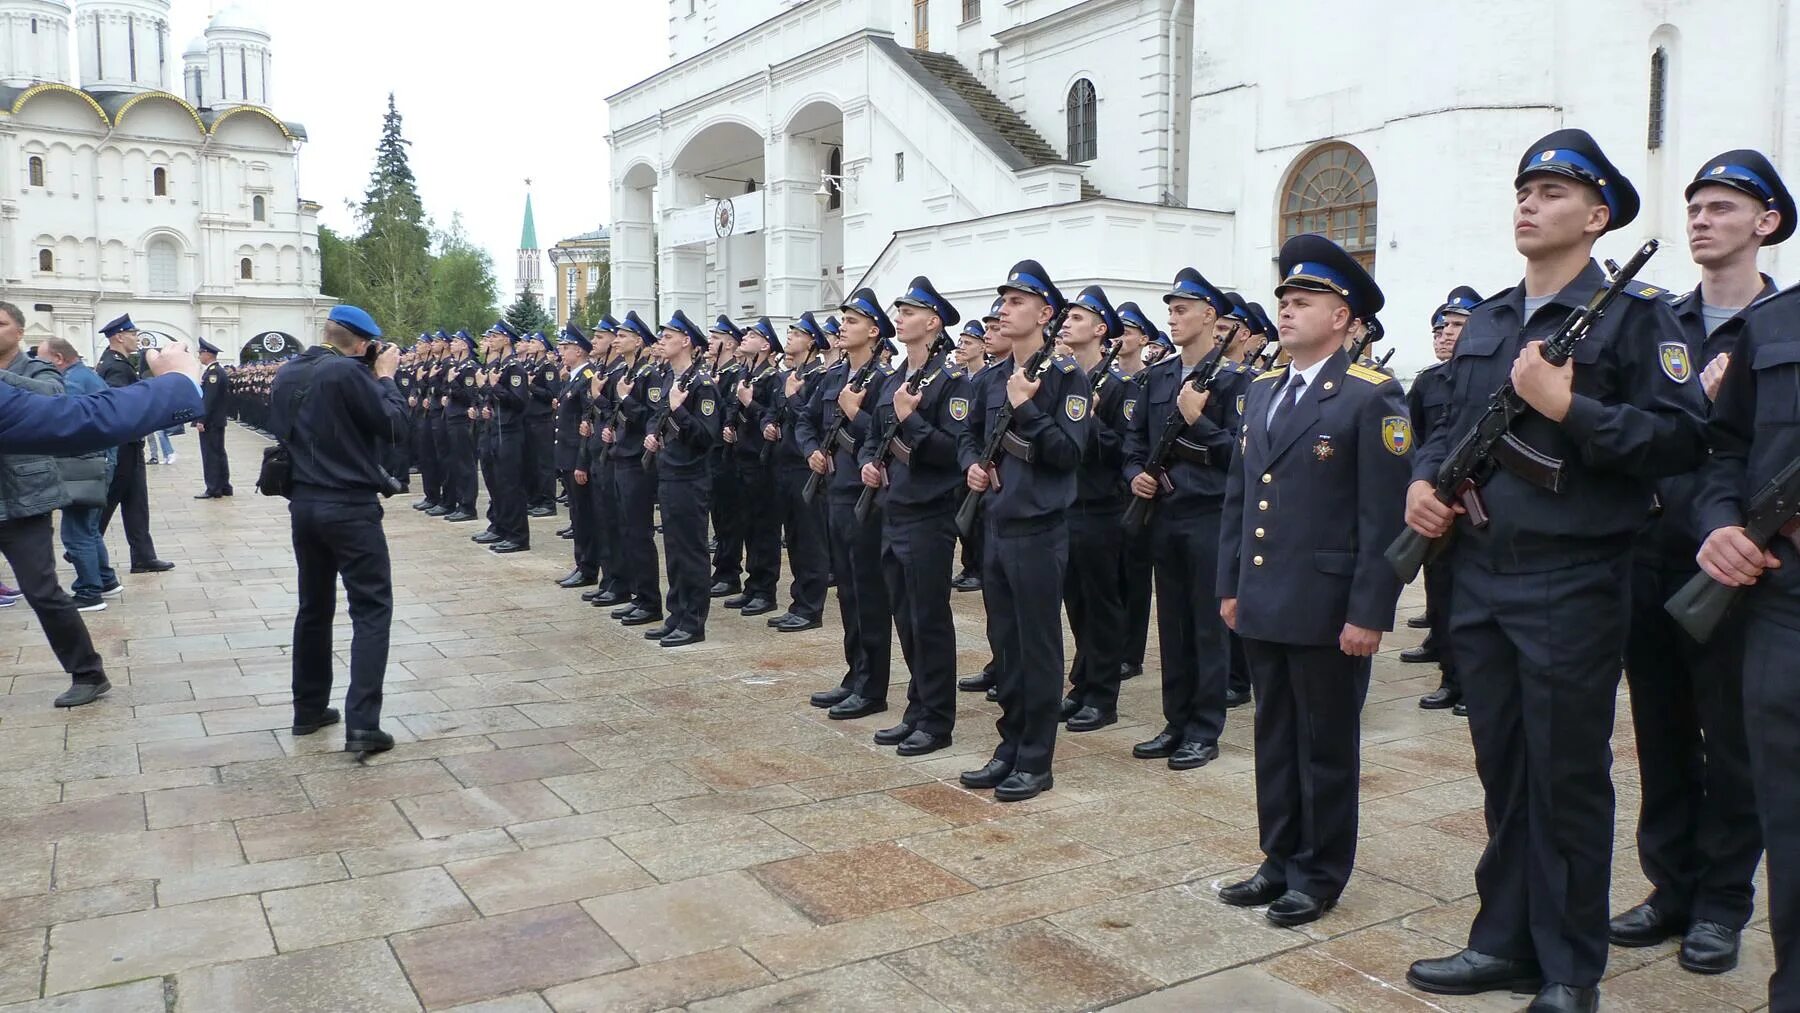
[1269,374,1305,429]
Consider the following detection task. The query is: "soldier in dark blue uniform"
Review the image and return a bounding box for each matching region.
[1408,288,1479,714]
[957,260,1090,802]
[1404,130,1707,1013]
[1217,293,1267,709]
[602,313,664,624]
[644,311,721,647]
[859,277,970,756]
[524,333,559,516]
[426,331,457,516]
[953,300,1003,598]
[440,331,480,522]
[578,316,626,604]
[94,315,172,573]
[1113,302,1156,687]
[957,299,1010,700]
[798,293,894,713]
[706,316,747,598]
[485,321,532,553]
[471,329,503,543]
[194,337,232,498]
[1057,285,1131,731]
[554,324,599,588]
[724,317,782,616]
[1611,150,1790,977]
[1121,266,1241,771]
[766,313,831,634]
[408,333,442,512]
[1217,233,1410,928]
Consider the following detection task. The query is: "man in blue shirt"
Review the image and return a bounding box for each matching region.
[38,338,119,610]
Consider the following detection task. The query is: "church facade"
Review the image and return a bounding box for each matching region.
[608,0,1799,377]
[0,0,325,363]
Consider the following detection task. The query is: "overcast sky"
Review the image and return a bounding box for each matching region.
[168,1,671,302]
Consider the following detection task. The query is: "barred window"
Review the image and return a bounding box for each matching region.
[1067,79,1097,162]
[1648,47,1668,150]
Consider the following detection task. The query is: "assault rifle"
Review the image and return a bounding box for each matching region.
[1374,347,1396,371]
[802,355,884,504]
[1384,240,1660,581]
[855,330,956,524]
[761,350,816,465]
[1089,337,1123,397]
[640,357,705,469]
[1348,317,1385,364]
[1121,332,1233,529]
[610,357,657,433]
[1665,456,1800,643]
[954,341,1057,537]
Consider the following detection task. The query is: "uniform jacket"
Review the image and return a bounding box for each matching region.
[957,352,1090,529]
[1121,352,1243,514]
[608,358,659,462]
[858,352,971,511]
[647,364,721,477]
[768,359,826,465]
[269,347,409,502]
[796,357,889,500]
[555,360,595,472]
[1219,349,1411,646]
[1073,359,1136,510]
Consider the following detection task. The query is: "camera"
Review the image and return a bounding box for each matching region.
[377,468,405,499]
[361,340,391,367]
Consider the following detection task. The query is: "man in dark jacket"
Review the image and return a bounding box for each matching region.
[39,338,119,610]
[193,337,232,498]
[94,315,174,573]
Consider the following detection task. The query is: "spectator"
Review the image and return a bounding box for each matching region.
[39,338,121,610]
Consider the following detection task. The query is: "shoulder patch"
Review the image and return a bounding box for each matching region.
[700,399,716,416]
[1064,395,1089,421]
[1381,416,1413,456]
[1122,398,1136,422]
[1252,367,1288,384]
[510,374,523,387]
[1659,342,1693,383]
[1346,364,1391,385]
[1234,393,1245,415]
[948,396,970,421]
[1624,283,1668,301]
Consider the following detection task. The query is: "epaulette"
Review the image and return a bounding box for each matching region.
[1108,362,1127,377]
[943,364,966,379]
[1668,290,1694,307]
[877,362,897,376]
[1252,366,1287,383]
[1053,354,1080,374]
[1346,363,1393,385]
[1217,360,1242,375]
[1623,283,1668,301]
[827,359,849,373]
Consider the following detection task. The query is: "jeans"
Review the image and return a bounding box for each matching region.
[58,507,114,598]
[149,429,174,460]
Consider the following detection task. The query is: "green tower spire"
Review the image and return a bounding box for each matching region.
[519,188,539,251]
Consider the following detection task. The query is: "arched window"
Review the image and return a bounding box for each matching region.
[28,156,44,187]
[239,257,254,280]
[252,195,266,221]
[147,237,179,294]
[1279,142,1379,270]
[1648,46,1669,150]
[826,147,843,211]
[152,167,168,196]
[1066,79,1097,162]
[37,249,53,272]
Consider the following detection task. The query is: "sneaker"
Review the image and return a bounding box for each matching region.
[0,595,16,609]
[71,595,106,612]
[166,452,179,464]
[0,583,19,597]
[100,582,124,597]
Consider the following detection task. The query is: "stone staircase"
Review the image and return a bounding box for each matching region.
[902,48,1102,202]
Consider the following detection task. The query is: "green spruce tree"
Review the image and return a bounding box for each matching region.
[355,94,433,342]
[504,287,555,337]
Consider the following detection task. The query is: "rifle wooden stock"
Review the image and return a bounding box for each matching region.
[1665,455,1800,643]
[855,333,955,524]
[955,341,1056,537]
[1121,335,1230,530]
[802,356,882,504]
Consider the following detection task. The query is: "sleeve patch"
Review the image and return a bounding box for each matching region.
[700,399,716,416]
[1659,342,1693,383]
[948,397,969,421]
[1064,395,1089,422]
[1381,416,1413,456]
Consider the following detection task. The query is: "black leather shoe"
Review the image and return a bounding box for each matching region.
[1218,873,1286,907]
[994,770,1052,802]
[130,559,175,573]
[412,498,437,511]
[723,593,752,609]
[53,679,111,708]
[1169,740,1219,770]
[958,672,995,692]
[555,526,573,538]
[659,630,703,648]
[444,511,477,522]
[1400,645,1440,664]
[292,707,341,736]
[897,730,952,756]
[1526,984,1598,1013]
[194,492,219,499]
[610,603,640,619]
[985,686,999,702]
[1406,949,1544,996]
[489,541,528,554]
[960,758,1012,789]
[739,598,775,617]
[580,588,605,602]
[767,611,797,627]
[1059,696,1081,720]
[1406,613,1432,629]
[345,728,395,763]
[593,590,625,605]
[425,504,452,517]
[1419,686,1461,710]
[527,506,555,518]
[810,686,854,709]
[1678,921,1739,974]
[951,573,982,592]
[773,614,821,633]
[618,608,664,627]
[1224,687,1253,709]
[709,581,739,598]
[873,722,915,746]
[472,531,503,544]
[1065,706,1117,733]
[1266,890,1335,927]
[1133,731,1181,759]
[1453,703,1468,717]
[557,572,598,589]
[1119,662,1144,681]
[828,694,886,720]
[1608,902,1687,947]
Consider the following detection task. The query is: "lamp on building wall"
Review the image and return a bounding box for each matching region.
[815,168,857,207]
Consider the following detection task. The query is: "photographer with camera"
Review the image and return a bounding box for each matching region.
[268,305,408,760]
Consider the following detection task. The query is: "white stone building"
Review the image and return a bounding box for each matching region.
[609,0,1800,377]
[0,0,325,362]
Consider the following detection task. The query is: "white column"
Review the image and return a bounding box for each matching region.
[761,128,823,319]
[657,165,706,321]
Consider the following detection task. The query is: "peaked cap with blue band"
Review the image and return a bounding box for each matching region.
[1248,302,1276,338]
[839,287,896,339]
[1274,233,1385,320]
[453,329,477,352]
[1069,284,1121,339]
[620,311,656,345]
[961,318,987,340]
[198,337,222,355]
[1241,301,1269,336]
[1223,291,1252,322]
[99,314,137,336]
[892,276,961,327]
[1440,286,1483,316]
[746,316,778,345]
[709,315,744,340]
[822,315,841,337]
[1162,266,1232,316]
[1515,128,1639,232]
[983,297,1003,323]
[488,319,519,341]
[558,323,590,352]
[790,311,830,351]
[595,314,620,333]
[997,260,1066,315]
[1687,149,1795,246]
[329,305,383,340]
[1116,301,1156,337]
[662,309,707,349]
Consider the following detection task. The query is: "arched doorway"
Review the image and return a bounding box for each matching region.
[1278,142,1378,271]
[783,99,845,315]
[239,330,302,362]
[669,120,766,321]
[613,160,661,321]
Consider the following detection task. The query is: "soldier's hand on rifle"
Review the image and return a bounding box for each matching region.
[669,385,688,411]
[861,463,883,489]
[723,426,737,444]
[1339,623,1381,657]
[838,383,866,417]
[1405,480,1460,538]
[785,372,805,398]
[579,420,592,438]
[737,381,754,407]
[601,426,616,444]
[1007,369,1040,408]
[573,469,589,486]
[808,449,831,475]
[1130,472,1160,499]
[644,434,662,454]
[1511,341,1573,422]
[1701,352,1731,402]
[1177,385,1210,425]
[616,375,635,399]
[1698,525,1781,587]
[763,423,780,443]
[893,384,922,422]
[966,462,996,492]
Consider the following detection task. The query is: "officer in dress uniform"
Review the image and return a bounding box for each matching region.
[440,331,480,522]
[1404,130,1707,1013]
[766,313,832,633]
[194,337,232,498]
[416,332,449,514]
[580,316,628,604]
[859,277,971,757]
[1113,302,1157,686]
[94,315,172,573]
[391,349,417,492]
[724,317,782,616]
[1217,233,1410,928]
[603,312,665,625]
[1218,292,1268,710]
[1122,266,1242,771]
[1408,288,1479,714]
[426,331,456,516]
[525,333,559,516]
[1610,150,1791,976]
[705,316,747,598]
[953,299,1004,596]
[800,293,895,712]
[554,324,599,588]
[472,328,505,543]
[406,334,436,511]
[484,321,532,553]
[643,310,721,647]
[958,260,1090,802]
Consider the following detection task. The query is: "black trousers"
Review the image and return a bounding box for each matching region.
[1120,521,1153,670]
[1228,634,1251,698]
[416,411,442,503]
[0,514,105,685]
[100,441,158,566]
[289,498,391,731]
[593,458,624,594]
[776,464,827,619]
[958,521,982,577]
[614,458,661,610]
[886,503,958,736]
[445,420,478,513]
[1743,616,1800,1011]
[659,468,711,634]
[566,468,597,577]
[1456,552,1629,989]
[1151,509,1229,745]
[1244,638,1370,899]
[710,453,745,586]
[737,459,780,599]
[986,519,1068,775]
[1065,507,1126,713]
[527,416,556,510]
[431,412,451,501]
[199,422,231,495]
[491,424,529,545]
[479,427,498,528]
[828,495,891,699]
[1624,560,1759,928]
[1424,557,1459,691]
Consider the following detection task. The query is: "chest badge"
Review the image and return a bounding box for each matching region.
[1312,436,1335,461]
[464,377,474,387]
[700,399,716,416]
[948,397,969,421]
[1122,398,1136,422]
[649,386,663,403]
[510,375,522,387]
[1065,395,1088,422]
[1658,342,1693,384]
[1382,416,1413,456]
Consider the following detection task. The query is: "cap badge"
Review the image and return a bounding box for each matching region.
[1539,150,1556,162]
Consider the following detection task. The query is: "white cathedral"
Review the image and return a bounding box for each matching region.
[0,0,324,362]
[609,0,1800,378]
